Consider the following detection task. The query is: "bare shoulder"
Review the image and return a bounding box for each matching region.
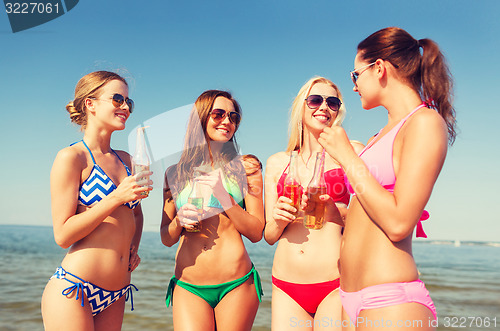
[406,108,448,139]
[349,140,365,154]
[242,154,263,176]
[51,145,87,183]
[164,163,178,187]
[54,144,86,168]
[265,151,289,176]
[266,151,289,167]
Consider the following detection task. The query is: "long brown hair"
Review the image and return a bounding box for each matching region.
[168,90,245,196]
[358,27,457,144]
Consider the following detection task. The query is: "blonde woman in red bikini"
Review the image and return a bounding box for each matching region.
[264,77,363,330]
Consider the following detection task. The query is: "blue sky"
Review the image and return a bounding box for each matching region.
[1,0,499,241]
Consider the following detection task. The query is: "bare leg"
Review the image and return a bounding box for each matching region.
[271,284,314,331]
[341,309,356,331]
[94,295,126,331]
[41,278,94,331]
[214,277,259,331]
[172,285,216,331]
[314,289,343,330]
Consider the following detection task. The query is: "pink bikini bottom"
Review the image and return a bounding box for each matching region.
[339,279,437,323]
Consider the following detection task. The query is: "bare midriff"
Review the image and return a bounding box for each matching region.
[340,197,418,292]
[60,205,136,290]
[174,211,253,285]
[272,220,342,283]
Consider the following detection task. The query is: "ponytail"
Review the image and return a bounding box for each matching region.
[418,38,457,144]
[358,27,457,145]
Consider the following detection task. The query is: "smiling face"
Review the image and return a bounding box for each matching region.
[303,82,339,132]
[86,79,131,131]
[206,96,237,142]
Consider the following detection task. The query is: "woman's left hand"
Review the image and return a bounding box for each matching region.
[300,192,344,226]
[128,245,141,272]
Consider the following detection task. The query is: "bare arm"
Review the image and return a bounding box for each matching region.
[128,203,144,272]
[209,158,265,243]
[263,153,297,245]
[319,110,448,242]
[160,171,184,247]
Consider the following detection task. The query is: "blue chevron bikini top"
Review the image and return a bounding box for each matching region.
[74,140,139,209]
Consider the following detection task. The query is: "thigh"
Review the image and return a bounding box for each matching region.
[271,284,313,331]
[315,288,343,330]
[41,278,94,331]
[172,284,215,331]
[94,295,126,331]
[341,309,356,331]
[214,277,259,331]
[357,303,435,331]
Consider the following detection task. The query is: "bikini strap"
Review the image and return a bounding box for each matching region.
[111,150,132,176]
[111,149,127,167]
[402,102,427,122]
[81,140,97,165]
[358,103,427,157]
[391,103,427,136]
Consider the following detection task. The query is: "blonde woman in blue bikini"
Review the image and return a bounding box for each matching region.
[41,71,152,330]
[161,90,265,331]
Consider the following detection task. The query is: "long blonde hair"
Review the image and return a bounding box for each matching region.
[286,76,346,152]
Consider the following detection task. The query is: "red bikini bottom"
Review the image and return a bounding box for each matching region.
[272,276,340,314]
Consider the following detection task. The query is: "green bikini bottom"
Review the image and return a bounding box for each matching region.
[165,264,263,308]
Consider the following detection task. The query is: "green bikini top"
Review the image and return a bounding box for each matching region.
[175,176,245,211]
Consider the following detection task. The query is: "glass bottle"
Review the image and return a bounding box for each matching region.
[304,151,327,229]
[132,126,150,196]
[283,151,301,218]
[186,170,203,232]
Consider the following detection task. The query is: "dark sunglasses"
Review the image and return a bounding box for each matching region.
[90,93,134,113]
[210,108,241,125]
[305,95,342,111]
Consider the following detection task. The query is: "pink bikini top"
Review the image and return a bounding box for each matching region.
[345,103,429,238]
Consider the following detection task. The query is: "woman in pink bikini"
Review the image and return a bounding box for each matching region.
[317,27,457,330]
[264,76,363,330]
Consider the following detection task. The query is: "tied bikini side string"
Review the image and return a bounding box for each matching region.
[61,279,86,307]
[125,284,139,311]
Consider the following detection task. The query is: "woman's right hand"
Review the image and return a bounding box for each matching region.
[176,203,201,230]
[272,196,297,224]
[113,171,153,204]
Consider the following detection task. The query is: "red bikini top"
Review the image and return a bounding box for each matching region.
[277,164,350,206]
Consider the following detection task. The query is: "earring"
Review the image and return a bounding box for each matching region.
[298,119,303,147]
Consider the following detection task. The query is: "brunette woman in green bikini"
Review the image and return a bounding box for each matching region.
[160,90,265,331]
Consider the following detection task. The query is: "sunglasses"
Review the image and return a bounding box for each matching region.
[305,95,342,112]
[210,108,241,125]
[90,93,134,113]
[350,62,376,85]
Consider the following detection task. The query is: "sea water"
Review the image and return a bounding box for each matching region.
[0,225,498,331]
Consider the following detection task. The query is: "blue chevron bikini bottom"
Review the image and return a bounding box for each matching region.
[51,266,138,316]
